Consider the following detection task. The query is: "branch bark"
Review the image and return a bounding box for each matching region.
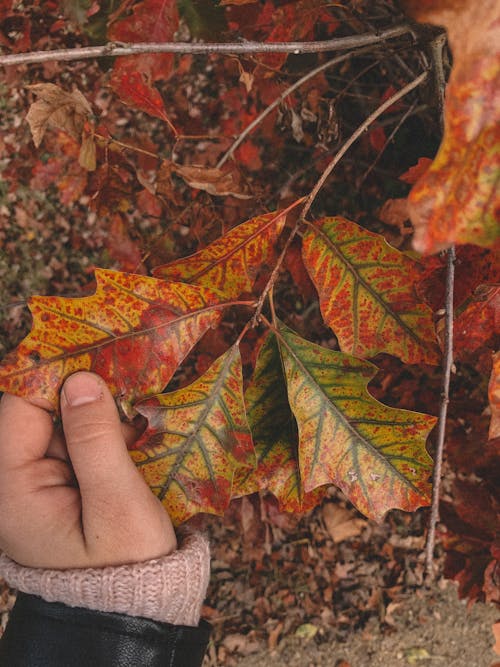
[0,25,413,67]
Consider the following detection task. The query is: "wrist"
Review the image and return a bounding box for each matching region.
[0,531,210,627]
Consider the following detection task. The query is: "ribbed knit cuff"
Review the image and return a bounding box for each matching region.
[0,531,210,627]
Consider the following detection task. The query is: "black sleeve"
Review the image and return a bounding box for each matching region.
[0,592,211,667]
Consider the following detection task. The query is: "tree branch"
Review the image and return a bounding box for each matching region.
[0,25,413,67]
[217,44,377,169]
[425,33,454,579]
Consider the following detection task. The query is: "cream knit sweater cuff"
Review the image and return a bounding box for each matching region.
[0,531,210,627]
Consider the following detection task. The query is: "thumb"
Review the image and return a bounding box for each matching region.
[60,372,147,510]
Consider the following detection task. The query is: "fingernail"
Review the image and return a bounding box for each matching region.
[62,372,102,407]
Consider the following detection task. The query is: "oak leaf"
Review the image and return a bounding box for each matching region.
[233,331,327,512]
[278,324,436,521]
[131,345,255,524]
[302,217,440,364]
[153,204,297,298]
[0,270,222,416]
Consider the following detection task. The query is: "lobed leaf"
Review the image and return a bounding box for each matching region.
[153,205,294,298]
[233,331,327,512]
[131,345,255,525]
[0,270,222,416]
[302,217,440,364]
[277,324,436,521]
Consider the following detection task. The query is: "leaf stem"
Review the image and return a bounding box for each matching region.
[0,25,413,67]
[95,133,160,160]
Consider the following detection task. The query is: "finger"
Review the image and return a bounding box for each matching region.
[0,393,54,467]
[46,421,140,462]
[60,372,159,519]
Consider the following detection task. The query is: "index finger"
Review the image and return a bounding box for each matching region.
[0,393,54,468]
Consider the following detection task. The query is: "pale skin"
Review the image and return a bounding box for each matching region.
[0,371,177,569]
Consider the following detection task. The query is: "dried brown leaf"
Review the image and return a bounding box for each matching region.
[26,83,92,148]
[172,163,253,199]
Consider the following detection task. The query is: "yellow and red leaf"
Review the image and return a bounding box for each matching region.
[302,217,440,364]
[131,345,255,524]
[0,270,222,416]
[277,324,436,521]
[153,205,296,298]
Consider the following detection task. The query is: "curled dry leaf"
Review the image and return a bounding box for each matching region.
[172,163,253,199]
[321,503,367,543]
[402,0,500,253]
[26,83,96,170]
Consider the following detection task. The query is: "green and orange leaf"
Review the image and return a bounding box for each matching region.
[0,270,222,416]
[153,203,299,298]
[131,345,255,524]
[302,217,440,364]
[233,331,327,512]
[277,324,436,521]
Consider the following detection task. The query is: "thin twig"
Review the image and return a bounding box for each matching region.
[425,247,455,575]
[301,70,428,219]
[425,33,453,578]
[253,71,428,322]
[217,44,377,169]
[0,25,413,67]
[357,100,417,187]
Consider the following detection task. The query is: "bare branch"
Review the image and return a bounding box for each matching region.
[425,33,454,579]
[0,25,413,67]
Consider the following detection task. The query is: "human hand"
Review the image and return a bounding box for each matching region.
[0,371,177,569]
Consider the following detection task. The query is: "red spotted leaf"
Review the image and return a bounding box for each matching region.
[153,203,300,298]
[277,324,436,521]
[403,0,500,253]
[454,284,499,356]
[233,331,327,512]
[131,345,255,525]
[0,270,222,416]
[302,217,440,364]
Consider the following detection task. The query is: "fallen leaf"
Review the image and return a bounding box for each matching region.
[294,623,318,640]
[322,503,367,543]
[403,647,431,664]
